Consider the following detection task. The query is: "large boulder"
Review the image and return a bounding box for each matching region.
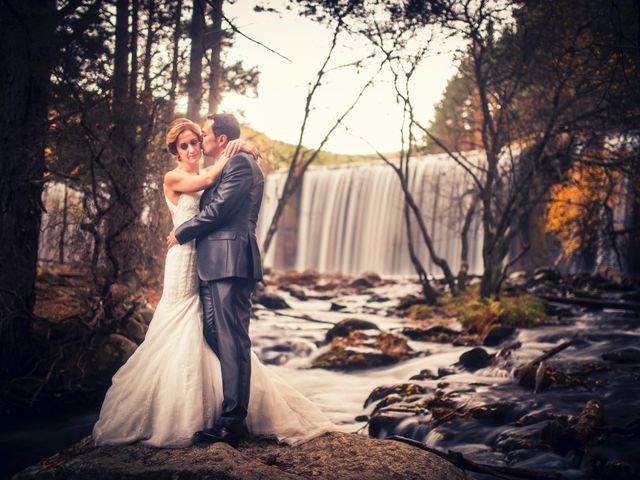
[13,431,465,480]
[458,347,492,371]
[482,325,515,347]
[89,334,137,378]
[313,330,413,370]
[325,318,379,342]
[255,293,291,310]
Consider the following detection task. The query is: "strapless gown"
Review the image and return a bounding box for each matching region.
[92,191,335,447]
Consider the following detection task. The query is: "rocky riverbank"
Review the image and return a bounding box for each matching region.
[12,431,464,480]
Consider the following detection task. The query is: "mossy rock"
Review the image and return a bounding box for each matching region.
[406,304,435,321]
[498,295,547,327]
[364,383,430,408]
[325,318,379,342]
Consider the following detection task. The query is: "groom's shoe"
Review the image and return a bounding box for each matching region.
[194,424,248,445]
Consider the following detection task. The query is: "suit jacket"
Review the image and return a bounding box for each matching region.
[174,152,264,282]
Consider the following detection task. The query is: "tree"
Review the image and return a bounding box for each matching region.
[0,0,104,378]
[186,0,205,121]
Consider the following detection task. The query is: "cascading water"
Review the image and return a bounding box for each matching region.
[257,153,485,277]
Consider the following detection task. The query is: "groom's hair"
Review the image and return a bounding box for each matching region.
[207,113,240,141]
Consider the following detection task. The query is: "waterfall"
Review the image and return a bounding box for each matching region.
[257,153,485,277]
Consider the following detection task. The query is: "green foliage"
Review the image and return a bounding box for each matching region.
[241,125,378,169]
[407,303,435,320]
[459,294,547,329]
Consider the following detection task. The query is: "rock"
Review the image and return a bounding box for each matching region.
[458,347,492,371]
[409,369,438,381]
[313,330,413,370]
[396,294,423,310]
[325,318,379,342]
[364,383,430,408]
[255,293,291,310]
[288,288,308,301]
[437,367,455,378]
[368,411,412,438]
[90,334,137,377]
[468,402,515,420]
[496,428,541,453]
[13,431,465,480]
[368,294,390,303]
[515,363,564,391]
[482,325,515,347]
[123,318,147,344]
[533,267,562,283]
[540,417,580,454]
[602,347,640,363]
[137,307,154,325]
[350,277,375,289]
[402,326,461,343]
[329,302,347,312]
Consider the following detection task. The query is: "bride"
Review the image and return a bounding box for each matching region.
[92,117,335,448]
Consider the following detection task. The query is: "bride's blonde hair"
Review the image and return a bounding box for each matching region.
[166,118,201,156]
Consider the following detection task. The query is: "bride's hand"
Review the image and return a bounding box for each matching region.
[224,140,263,163]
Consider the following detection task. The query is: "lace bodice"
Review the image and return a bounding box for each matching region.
[163,191,202,303]
[165,191,202,227]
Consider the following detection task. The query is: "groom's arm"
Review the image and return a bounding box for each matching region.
[174,154,253,244]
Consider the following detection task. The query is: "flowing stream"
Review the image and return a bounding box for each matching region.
[2,278,638,479]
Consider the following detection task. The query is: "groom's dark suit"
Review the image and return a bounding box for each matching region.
[175,152,263,430]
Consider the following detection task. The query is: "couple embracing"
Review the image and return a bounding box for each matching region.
[93,113,334,447]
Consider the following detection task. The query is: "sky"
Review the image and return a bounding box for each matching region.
[215,1,464,155]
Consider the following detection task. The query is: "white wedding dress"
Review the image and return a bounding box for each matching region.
[93,191,335,447]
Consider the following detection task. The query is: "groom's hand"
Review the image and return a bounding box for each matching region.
[166,229,179,249]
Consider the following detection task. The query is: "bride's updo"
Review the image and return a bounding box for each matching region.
[166,118,201,156]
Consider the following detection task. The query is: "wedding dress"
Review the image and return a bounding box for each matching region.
[93,191,335,447]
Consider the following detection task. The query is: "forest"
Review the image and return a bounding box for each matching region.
[1,1,639,479]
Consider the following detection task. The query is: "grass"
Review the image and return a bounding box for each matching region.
[406,285,548,331]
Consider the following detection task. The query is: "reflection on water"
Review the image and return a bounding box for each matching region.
[0,410,98,480]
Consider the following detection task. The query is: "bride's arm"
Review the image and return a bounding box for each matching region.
[225,140,262,161]
[163,155,230,193]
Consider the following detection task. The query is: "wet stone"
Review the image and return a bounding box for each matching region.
[364,383,430,408]
[459,347,492,371]
[482,325,515,347]
[410,369,438,381]
[255,293,291,310]
[325,318,379,342]
[602,347,640,364]
[329,302,347,312]
[401,326,461,343]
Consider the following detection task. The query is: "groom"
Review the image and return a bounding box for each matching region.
[168,113,264,443]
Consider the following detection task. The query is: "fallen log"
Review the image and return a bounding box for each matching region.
[529,340,573,366]
[387,435,563,480]
[537,294,640,312]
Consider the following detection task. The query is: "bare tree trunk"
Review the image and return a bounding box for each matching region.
[114,0,130,106]
[167,0,183,117]
[142,0,155,93]
[0,0,57,378]
[262,22,378,256]
[59,181,69,264]
[207,0,223,114]
[457,197,477,291]
[129,0,139,99]
[187,0,205,122]
[404,204,437,304]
